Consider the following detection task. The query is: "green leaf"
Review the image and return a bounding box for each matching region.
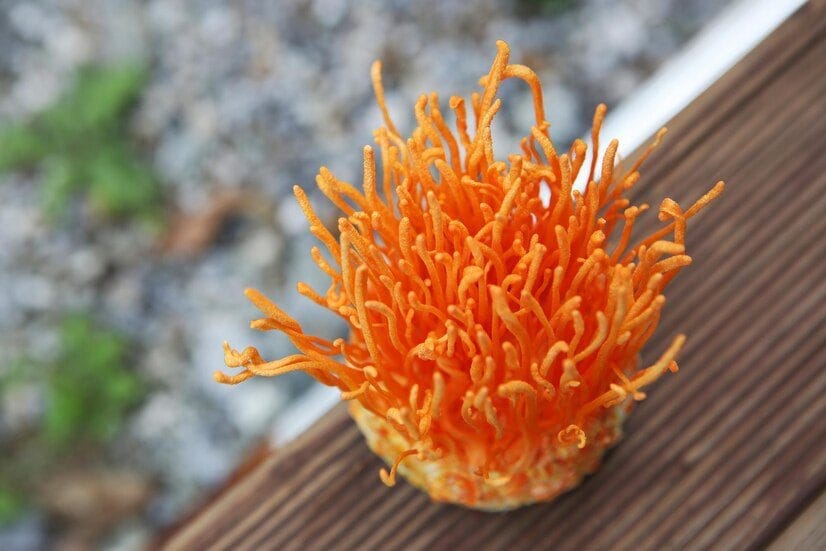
[0,123,47,170]
[39,63,148,138]
[43,379,86,447]
[39,157,79,219]
[87,143,161,219]
[0,61,163,223]
[516,0,576,15]
[0,486,25,526]
[42,314,146,450]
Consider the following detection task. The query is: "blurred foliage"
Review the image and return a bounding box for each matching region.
[0,484,25,526]
[516,0,577,16]
[44,315,145,449]
[0,314,146,524]
[0,63,163,223]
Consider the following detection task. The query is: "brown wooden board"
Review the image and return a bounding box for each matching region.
[163,2,826,549]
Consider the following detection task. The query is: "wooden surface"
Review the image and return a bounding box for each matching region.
[165,3,826,549]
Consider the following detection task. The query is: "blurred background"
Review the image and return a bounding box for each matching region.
[0,0,733,548]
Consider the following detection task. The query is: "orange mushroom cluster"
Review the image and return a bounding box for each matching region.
[217,40,724,510]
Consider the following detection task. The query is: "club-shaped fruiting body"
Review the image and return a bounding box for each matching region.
[217,40,724,510]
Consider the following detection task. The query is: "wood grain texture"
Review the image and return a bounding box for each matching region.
[768,491,826,550]
[163,3,826,549]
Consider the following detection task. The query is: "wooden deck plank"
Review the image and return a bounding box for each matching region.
[163,2,826,549]
[768,490,826,550]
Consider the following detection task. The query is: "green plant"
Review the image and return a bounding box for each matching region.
[0,485,26,525]
[515,0,577,16]
[44,315,146,449]
[0,314,146,524]
[0,63,163,223]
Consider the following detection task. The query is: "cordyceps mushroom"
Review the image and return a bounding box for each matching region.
[216,40,724,511]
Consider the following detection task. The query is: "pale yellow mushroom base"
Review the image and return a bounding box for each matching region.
[350,399,631,511]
